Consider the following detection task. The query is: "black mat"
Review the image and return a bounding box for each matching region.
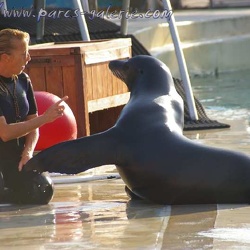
[173,78,230,130]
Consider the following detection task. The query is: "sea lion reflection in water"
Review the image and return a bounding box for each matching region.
[25,55,250,205]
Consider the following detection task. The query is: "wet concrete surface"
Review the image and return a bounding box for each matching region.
[1,116,250,250]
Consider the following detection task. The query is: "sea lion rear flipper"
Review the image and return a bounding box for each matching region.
[24,129,119,174]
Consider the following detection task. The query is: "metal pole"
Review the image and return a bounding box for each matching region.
[120,0,130,36]
[147,0,157,10]
[81,0,90,12]
[73,0,90,41]
[162,0,198,120]
[89,0,98,11]
[35,0,46,41]
[94,0,98,11]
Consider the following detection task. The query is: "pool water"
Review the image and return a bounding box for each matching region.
[191,69,250,120]
[181,69,250,154]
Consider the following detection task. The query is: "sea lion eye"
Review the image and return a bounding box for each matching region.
[139,69,144,74]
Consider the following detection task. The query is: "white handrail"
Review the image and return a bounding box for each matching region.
[120,0,130,36]
[81,0,90,12]
[73,0,90,41]
[162,0,198,120]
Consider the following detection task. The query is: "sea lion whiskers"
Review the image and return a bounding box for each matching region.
[112,69,126,83]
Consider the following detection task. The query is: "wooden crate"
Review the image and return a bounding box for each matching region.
[25,39,132,137]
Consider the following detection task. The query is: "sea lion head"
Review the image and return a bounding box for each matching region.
[109,55,176,96]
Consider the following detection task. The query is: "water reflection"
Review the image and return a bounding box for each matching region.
[1,180,250,249]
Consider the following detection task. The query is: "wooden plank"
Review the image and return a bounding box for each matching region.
[26,67,46,91]
[88,93,130,113]
[107,62,114,97]
[104,61,120,97]
[28,56,76,67]
[84,65,93,101]
[101,62,109,98]
[28,39,132,57]
[29,46,77,56]
[80,38,132,54]
[86,61,128,100]
[112,66,119,95]
[90,65,98,100]
[84,47,131,65]
[74,55,90,137]
[87,62,126,100]
[45,66,64,97]
[95,63,105,99]
[62,66,78,110]
[62,66,78,133]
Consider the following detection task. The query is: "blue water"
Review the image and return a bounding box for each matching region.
[191,70,250,111]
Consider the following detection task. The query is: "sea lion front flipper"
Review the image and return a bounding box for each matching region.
[24,128,120,174]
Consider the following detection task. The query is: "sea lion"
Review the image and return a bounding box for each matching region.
[24,55,250,204]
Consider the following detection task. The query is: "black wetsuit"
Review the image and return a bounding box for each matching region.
[0,73,53,204]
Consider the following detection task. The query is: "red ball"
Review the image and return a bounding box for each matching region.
[34,91,77,151]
